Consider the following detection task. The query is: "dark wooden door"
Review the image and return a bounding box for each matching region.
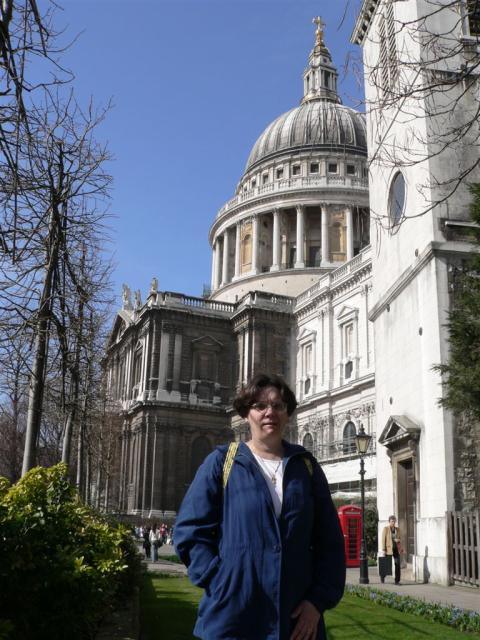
[397,459,415,562]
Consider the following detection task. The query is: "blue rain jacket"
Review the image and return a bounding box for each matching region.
[174,441,346,640]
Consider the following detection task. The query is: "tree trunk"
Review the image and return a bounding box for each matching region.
[22,209,60,475]
[61,249,86,466]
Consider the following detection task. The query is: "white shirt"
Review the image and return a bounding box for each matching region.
[252,453,284,518]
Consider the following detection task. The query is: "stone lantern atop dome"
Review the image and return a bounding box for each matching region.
[302,17,341,105]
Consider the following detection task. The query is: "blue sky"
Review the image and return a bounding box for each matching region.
[58,0,364,302]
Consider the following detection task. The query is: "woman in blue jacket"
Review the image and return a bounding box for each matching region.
[174,374,345,640]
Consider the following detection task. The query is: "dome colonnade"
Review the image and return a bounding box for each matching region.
[209,18,370,302]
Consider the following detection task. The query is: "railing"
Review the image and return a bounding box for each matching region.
[448,509,480,587]
[216,175,369,219]
[161,292,235,313]
[236,290,295,311]
[314,436,376,463]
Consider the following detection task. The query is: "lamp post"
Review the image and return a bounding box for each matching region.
[355,422,372,585]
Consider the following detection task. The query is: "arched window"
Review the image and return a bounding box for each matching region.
[342,421,356,455]
[303,433,314,455]
[190,436,213,481]
[389,172,406,226]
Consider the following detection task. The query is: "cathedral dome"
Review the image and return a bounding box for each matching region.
[245,101,367,171]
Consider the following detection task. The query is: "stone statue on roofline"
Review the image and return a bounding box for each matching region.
[134,289,142,309]
[122,283,133,310]
[150,276,158,296]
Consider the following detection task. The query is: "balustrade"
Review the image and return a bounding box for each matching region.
[216,174,368,219]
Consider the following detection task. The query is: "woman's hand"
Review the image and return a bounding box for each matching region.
[290,600,320,640]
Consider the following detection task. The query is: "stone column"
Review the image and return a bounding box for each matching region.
[118,429,126,509]
[133,426,144,512]
[125,343,133,400]
[237,331,244,386]
[165,429,178,510]
[213,238,222,290]
[271,208,281,271]
[252,215,259,274]
[171,333,183,401]
[210,241,217,290]
[157,330,170,400]
[346,205,354,261]
[295,205,305,268]
[234,222,241,278]
[243,329,250,382]
[321,204,330,264]
[140,333,150,398]
[221,228,230,286]
[141,417,152,513]
[150,427,165,516]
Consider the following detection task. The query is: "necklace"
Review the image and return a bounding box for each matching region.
[255,456,283,486]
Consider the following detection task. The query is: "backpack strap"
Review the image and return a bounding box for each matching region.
[303,456,313,476]
[222,442,239,488]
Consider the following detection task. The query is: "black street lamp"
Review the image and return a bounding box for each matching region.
[355,422,372,585]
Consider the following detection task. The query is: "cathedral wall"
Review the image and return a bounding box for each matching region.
[294,253,375,499]
[121,404,233,517]
[373,255,455,584]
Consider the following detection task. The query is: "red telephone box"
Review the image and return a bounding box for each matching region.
[337,505,362,567]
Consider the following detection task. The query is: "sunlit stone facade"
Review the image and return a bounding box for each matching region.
[105,23,376,521]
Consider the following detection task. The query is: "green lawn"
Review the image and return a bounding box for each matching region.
[140,573,476,639]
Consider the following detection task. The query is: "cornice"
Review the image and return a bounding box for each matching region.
[123,398,229,417]
[369,240,476,321]
[295,248,372,316]
[351,0,381,46]
[296,372,376,409]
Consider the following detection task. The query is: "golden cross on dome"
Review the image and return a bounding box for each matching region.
[313,16,326,46]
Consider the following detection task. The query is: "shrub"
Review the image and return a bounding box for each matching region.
[0,464,142,640]
[346,584,480,634]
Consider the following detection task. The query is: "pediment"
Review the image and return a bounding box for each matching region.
[336,305,359,323]
[191,335,223,351]
[379,415,421,451]
[107,310,133,348]
[297,327,316,342]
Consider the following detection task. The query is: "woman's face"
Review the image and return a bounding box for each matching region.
[246,386,289,444]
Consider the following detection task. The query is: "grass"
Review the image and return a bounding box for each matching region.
[140,573,477,639]
[159,554,182,564]
[140,573,201,640]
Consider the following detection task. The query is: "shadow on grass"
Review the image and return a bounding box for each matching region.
[140,573,201,640]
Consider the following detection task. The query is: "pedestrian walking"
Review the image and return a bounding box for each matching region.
[143,526,151,560]
[380,515,402,584]
[174,373,345,640]
[149,523,160,562]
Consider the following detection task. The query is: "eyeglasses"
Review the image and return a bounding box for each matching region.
[250,401,287,413]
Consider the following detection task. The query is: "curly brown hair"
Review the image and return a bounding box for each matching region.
[232,373,297,418]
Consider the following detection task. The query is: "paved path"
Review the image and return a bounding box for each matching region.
[141,543,480,614]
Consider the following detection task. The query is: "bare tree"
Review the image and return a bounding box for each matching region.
[0,89,112,476]
[0,1,71,257]
[0,337,29,481]
[351,0,480,225]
